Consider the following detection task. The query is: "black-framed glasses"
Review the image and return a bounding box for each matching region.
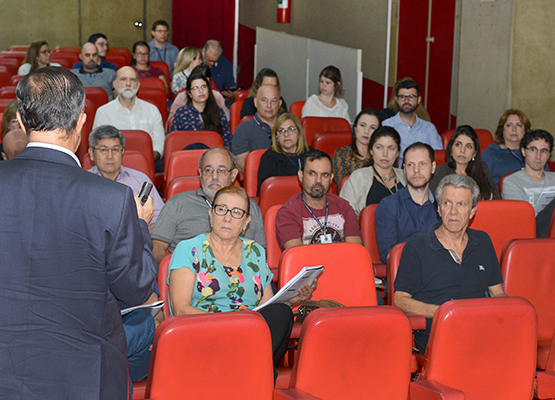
[396,94,418,101]
[92,146,123,156]
[525,146,550,156]
[277,126,298,136]
[212,204,247,219]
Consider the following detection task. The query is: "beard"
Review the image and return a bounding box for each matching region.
[398,102,418,115]
[117,86,139,99]
[308,183,327,198]
[407,175,431,190]
[201,178,231,198]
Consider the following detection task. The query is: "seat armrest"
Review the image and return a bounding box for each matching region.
[537,371,555,399]
[410,380,465,400]
[408,315,427,331]
[274,388,323,400]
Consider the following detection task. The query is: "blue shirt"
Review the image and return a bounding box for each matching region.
[232,113,272,155]
[148,40,179,76]
[375,186,440,263]
[481,143,547,184]
[72,59,118,71]
[201,53,235,90]
[382,113,442,164]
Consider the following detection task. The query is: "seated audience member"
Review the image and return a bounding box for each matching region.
[71,42,117,100]
[87,125,164,226]
[394,174,506,353]
[169,63,228,123]
[72,33,117,71]
[241,68,288,119]
[258,113,313,196]
[482,109,541,184]
[171,46,202,94]
[430,125,499,199]
[151,148,266,262]
[382,79,442,164]
[0,100,20,160]
[201,39,237,98]
[276,149,362,250]
[93,66,165,166]
[232,84,282,172]
[375,142,440,263]
[168,185,315,381]
[148,20,179,77]
[503,129,555,237]
[379,76,431,122]
[131,41,169,94]
[302,65,351,123]
[340,126,406,215]
[169,67,232,147]
[1,129,29,160]
[333,108,380,189]
[18,41,61,75]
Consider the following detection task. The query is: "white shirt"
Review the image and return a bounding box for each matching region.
[93,97,165,157]
[18,63,62,76]
[301,94,351,124]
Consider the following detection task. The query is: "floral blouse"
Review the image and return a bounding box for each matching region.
[170,103,232,147]
[168,234,273,314]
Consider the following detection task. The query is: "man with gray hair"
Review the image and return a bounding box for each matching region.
[201,39,237,97]
[151,147,266,262]
[87,125,164,226]
[394,174,506,354]
[93,66,165,164]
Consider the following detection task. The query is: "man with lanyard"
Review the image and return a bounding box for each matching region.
[150,147,266,262]
[276,149,362,250]
[148,20,179,77]
[71,42,116,100]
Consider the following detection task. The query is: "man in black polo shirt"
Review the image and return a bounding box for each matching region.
[394,174,506,353]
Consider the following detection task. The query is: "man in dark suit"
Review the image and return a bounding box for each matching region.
[0,67,158,399]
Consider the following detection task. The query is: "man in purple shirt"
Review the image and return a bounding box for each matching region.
[87,125,164,227]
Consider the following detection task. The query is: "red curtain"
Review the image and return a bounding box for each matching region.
[172,0,236,61]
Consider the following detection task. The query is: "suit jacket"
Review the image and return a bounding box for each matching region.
[0,146,158,400]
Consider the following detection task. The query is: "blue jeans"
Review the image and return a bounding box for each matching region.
[123,309,155,400]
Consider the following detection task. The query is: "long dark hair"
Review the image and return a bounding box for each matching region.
[350,108,381,158]
[131,41,150,66]
[446,125,496,200]
[186,67,224,137]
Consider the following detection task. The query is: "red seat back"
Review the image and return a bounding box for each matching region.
[229,100,243,135]
[163,130,223,173]
[263,205,282,280]
[146,312,274,400]
[414,297,537,400]
[76,99,97,161]
[244,148,266,198]
[0,66,11,89]
[501,238,555,369]
[289,100,305,121]
[0,58,19,76]
[7,45,30,52]
[258,176,302,217]
[434,149,447,165]
[359,204,386,277]
[9,74,23,87]
[150,61,170,88]
[139,77,166,93]
[468,200,536,259]
[302,116,351,146]
[50,52,80,67]
[441,128,493,152]
[278,243,377,306]
[0,99,16,113]
[165,176,201,200]
[54,46,80,55]
[104,54,128,68]
[157,255,171,319]
[0,51,26,65]
[84,87,109,109]
[107,47,132,64]
[386,242,406,305]
[288,307,412,399]
[0,86,16,99]
[312,130,352,158]
[137,88,168,126]
[165,150,209,197]
[120,129,155,178]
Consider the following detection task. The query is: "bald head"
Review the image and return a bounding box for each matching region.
[80,43,99,72]
[116,66,139,80]
[114,66,140,100]
[2,129,29,160]
[254,84,282,124]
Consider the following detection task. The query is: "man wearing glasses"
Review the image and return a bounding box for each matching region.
[503,129,555,237]
[151,147,267,262]
[72,33,118,72]
[383,79,442,164]
[148,20,179,76]
[93,66,165,164]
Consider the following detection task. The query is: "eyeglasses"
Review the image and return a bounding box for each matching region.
[276,126,298,136]
[202,167,231,176]
[191,85,208,92]
[39,49,52,55]
[396,94,418,101]
[213,204,247,219]
[92,146,123,156]
[525,146,550,156]
[135,52,149,57]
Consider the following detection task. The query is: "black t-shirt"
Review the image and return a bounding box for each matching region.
[394,222,503,352]
[366,178,403,206]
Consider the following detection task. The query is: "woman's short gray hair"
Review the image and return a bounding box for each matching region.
[435,174,481,208]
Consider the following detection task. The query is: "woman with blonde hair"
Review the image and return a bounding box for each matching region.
[482,109,536,184]
[171,47,202,94]
[18,41,61,75]
[257,113,313,195]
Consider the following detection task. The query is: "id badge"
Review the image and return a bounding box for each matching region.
[320,233,333,244]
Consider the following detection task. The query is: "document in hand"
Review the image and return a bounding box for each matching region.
[121,300,165,317]
[253,265,324,311]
